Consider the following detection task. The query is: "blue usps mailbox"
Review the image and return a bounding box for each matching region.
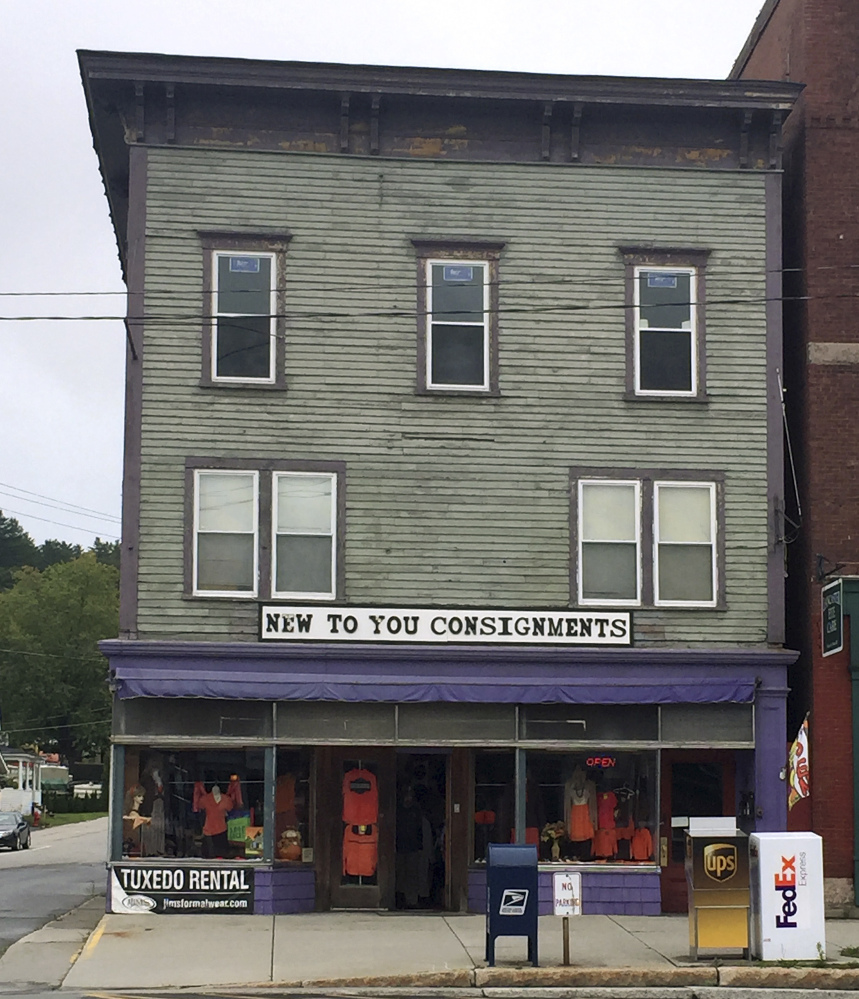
[485,842,539,966]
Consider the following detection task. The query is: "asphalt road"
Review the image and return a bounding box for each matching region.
[0,816,107,960]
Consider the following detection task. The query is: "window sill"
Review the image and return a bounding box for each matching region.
[416,387,501,398]
[199,379,287,391]
[623,391,710,404]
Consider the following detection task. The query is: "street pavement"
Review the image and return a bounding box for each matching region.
[0,816,107,960]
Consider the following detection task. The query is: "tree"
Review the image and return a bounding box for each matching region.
[0,512,39,591]
[91,538,121,570]
[0,553,118,760]
[38,539,83,571]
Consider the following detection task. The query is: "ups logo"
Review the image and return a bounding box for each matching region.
[703,843,738,882]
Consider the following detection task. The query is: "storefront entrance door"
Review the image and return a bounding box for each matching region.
[319,748,396,910]
[659,750,735,912]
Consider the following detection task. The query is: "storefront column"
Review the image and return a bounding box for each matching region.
[754,681,790,831]
[263,746,275,862]
[110,744,125,861]
[514,748,526,844]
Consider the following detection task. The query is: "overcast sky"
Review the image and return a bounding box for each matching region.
[0,0,767,547]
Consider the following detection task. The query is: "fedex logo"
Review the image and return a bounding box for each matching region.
[774,855,798,929]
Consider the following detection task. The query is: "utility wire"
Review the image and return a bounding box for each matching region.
[0,482,120,522]
[0,505,119,537]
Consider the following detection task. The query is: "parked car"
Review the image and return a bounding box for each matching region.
[0,811,30,850]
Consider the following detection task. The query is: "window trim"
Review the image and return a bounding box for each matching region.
[272,470,338,601]
[577,478,642,607]
[185,457,346,601]
[199,232,291,390]
[620,248,710,402]
[570,467,725,609]
[412,240,504,396]
[653,480,718,608]
[192,468,259,598]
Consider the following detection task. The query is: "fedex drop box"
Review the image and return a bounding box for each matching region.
[749,832,825,960]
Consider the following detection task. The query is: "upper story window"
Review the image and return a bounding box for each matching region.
[187,459,343,600]
[621,249,709,401]
[412,240,503,395]
[573,469,722,609]
[273,472,337,600]
[199,233,290,389]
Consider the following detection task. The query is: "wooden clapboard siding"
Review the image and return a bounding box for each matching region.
[136,146,771,644]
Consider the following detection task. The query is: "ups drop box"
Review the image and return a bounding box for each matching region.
[685,822,750,958]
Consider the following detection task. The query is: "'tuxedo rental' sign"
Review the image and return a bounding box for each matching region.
[259,606,632,645]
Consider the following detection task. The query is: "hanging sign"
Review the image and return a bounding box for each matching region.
[259,606,632,645]
[821,579,843,657]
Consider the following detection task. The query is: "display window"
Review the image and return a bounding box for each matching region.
[472,750,657,865]
[121,748,266,861]
[275,748,312,862]
[340,758,380,886]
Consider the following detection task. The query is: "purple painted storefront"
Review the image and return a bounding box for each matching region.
[102,640,794,916]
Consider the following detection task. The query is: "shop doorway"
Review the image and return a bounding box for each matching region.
[659,750,736,912]
[394,752,447,910]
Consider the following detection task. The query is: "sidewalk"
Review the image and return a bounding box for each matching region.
[2,904,858,993]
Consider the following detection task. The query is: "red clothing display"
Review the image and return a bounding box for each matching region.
[596,791,617,830]
[198,790,234,836]
[631,827,653,861]
[569,801,594,841]
[343,825,378,876]
[342,768,379,825]
[593,828,617,858]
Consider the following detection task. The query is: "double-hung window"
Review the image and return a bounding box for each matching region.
[412,241,503,394]
[654,481,716,605]
[574,470,722,608]
[193,470,259,595]
[189,460,342,600]
[621,249,709,400]
[273,472,336,599]
[199,233,290,388]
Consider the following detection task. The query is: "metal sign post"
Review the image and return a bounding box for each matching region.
[552,872,582,966]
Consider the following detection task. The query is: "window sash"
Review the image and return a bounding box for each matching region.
[426,259,489,390]
[272,472,337,599]
[634,266,697,396]
[211,251,276,383]
[653,481,717,607]
[578,479,641,606]
[193,470,259,596]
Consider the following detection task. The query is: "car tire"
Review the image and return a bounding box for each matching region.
[22,833,30,850]
[11,835,19,851]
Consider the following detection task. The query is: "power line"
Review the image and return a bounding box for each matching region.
[0,505,119,538]
[0,490,121,525]
[0,482,120,522]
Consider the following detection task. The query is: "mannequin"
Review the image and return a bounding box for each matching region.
[563,766,597,859]
[197,783,234,858]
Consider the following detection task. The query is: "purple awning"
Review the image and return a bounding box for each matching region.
[101,640,797,704]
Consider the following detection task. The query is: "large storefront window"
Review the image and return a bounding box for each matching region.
[121,748,266,861]
[275,748,312,861]
[473,750,657,864]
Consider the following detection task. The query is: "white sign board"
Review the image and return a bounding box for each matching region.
[260,606,631,645]
[553,872,582,916]
[750,832,825,960]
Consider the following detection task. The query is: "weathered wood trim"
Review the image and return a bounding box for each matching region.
[766,171,785,644]
[198,232,292,390]
[570,466,726,610]
[619,247,711,403]
[119,144,147,639]
[411,240,505,396]
[165,83,175,143]
[340,93,350,153]
[183,456,347,602]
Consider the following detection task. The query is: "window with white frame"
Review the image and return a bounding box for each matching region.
[635,266,697,395]
[573,471,721,608]
[211,251,276,382]
[621,248,709,401]
[654,482,716,606]
[193,470,259,595]
[273,472,336,599]
[189,461,342,600]
[426,259,489,389]
[412,241,503,394]
[578,480,640,604]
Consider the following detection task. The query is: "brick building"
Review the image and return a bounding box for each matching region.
[733,0,859,910]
